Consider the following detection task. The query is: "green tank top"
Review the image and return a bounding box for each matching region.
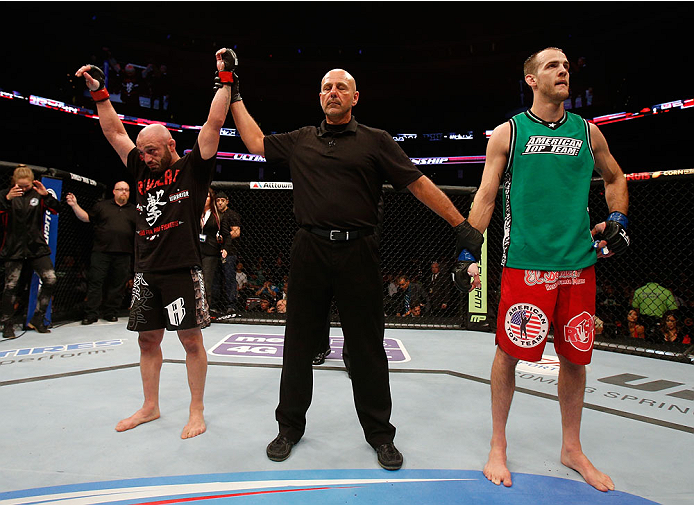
[501,110,596,270]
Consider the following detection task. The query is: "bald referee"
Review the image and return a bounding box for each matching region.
[461,47,629,492]
[225,57,483,469]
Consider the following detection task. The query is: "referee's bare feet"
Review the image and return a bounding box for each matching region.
[115,407,160,432]
[561,447,615,492]
[483,445,512,487]
[181,408,206,439]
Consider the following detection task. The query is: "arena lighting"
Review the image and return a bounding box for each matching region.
[2,87,692,140]
[185,150,487,166]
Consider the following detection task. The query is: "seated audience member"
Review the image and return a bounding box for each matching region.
[254,295,275,314]
[632,276,678,340]
[408,303,423,317]
[625,308,646,339]
[660,310,691,345]
[256,280,279,300]
[395,274,429,317]
[276,298,287,314]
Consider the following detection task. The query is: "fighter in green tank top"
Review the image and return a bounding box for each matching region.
[501,109,596,270]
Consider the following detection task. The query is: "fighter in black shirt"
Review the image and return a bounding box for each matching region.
[229,65,483,470]
[75,48,236,439]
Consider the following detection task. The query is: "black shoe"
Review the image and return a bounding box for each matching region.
[81,317,97,325]
[312,347,331,365]
[3,323,16,339]
[102,315,118,322]
[375,442,403,470]
[266,434,294,462]
[28,315,51,333]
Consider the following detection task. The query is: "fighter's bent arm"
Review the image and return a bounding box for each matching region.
[198,84,232,160]
[230,101,265,156]
[468,122,509,233]
[590,123,629,215]
[407,175,464,227]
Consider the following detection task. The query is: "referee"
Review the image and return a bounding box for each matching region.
[227,59,482,470]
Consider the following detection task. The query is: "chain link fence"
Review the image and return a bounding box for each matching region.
[212,173,694,363]
[2,160,692,362]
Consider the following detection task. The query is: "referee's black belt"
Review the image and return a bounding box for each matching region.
[303,226,374,241]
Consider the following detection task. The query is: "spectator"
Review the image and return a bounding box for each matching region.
[119,63,141,113]
[597,281,626,325]
[409,303,423,317]
[66,181,136,324]
[570,56,592,109]
[660,310,691,345]
[632,276,678,339]
[0,165,59,337]
[235,261,253,308]
[252,294,275,313]
[256,280,279,300]
[276,298,287,314]
[395,274,429,317]
[214,191,241,314]
[426,261,454,316]
[199,187,222,319]
[625,308,646,339]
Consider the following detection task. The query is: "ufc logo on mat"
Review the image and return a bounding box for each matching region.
[165,297,186,326]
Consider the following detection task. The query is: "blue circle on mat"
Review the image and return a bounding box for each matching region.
[0,469,657,504]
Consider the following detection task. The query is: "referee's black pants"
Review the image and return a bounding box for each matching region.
[276,228,396,448]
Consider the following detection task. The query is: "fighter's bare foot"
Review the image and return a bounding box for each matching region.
[483,446,512,487]
[561,448,614,492]
[115,407,160,432]
[181,410,206,439]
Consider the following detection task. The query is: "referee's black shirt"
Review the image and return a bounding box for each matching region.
[264,118,423,230]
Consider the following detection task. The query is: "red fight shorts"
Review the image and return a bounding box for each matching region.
[495,266,596,365]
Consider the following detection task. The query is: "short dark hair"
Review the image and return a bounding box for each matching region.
[523,46,564,77]
[216,191,228,200]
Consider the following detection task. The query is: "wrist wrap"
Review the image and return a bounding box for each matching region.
[90,88,110,102]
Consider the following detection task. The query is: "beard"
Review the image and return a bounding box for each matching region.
[149,149,172,174]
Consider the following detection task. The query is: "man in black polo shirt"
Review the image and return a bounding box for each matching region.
[66,181,136,324]
[229,66,483,470]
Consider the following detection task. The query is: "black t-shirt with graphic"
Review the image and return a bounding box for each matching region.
[127,142,215,272]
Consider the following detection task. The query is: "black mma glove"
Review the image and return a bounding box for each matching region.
[87,65,110,102]
[214,71,242,102]
[214,48,241,101]
[452,220,484,293]
[594,211,630,256]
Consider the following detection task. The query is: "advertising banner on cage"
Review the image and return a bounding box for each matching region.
[26,176,62,327]
[468,202,488,328]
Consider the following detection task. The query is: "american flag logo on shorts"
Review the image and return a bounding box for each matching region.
[505,304,548,348]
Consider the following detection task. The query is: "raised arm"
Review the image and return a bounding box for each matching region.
[197,49,235,160]
[468,122,510,233]
[222,55,265,156]
[229,101,265,156]
[65,193,90,222]
[75,65,134,166]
